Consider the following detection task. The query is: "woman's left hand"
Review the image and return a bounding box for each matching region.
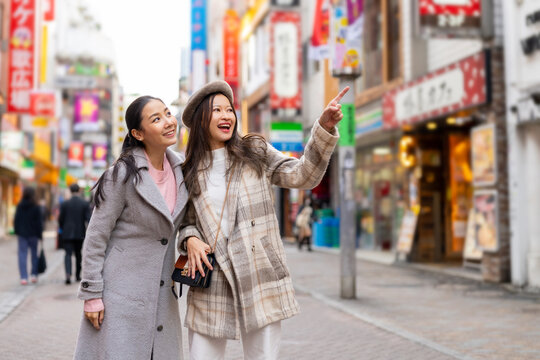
[319,86,350,133]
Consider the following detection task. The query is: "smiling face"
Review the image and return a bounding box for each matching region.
[208,94,236,150]
[130,99,177,151]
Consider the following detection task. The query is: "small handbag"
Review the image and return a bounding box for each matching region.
[171,166,234,297]
[38,243,47,274]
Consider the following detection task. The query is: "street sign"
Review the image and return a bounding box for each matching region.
[338,103,355,146]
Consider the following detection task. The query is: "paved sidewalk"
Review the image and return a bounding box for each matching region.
[1,239,539,359]
[287,246,540,360]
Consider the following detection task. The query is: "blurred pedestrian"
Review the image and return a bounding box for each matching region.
[74,96,188,360]
[179,80,348,359]
[58,183,90,285]
[14,187,43,285]
[295,197,314,251]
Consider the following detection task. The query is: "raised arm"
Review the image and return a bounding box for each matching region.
[267,87,349,189]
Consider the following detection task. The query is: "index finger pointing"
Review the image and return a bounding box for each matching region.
[333,86,350,104]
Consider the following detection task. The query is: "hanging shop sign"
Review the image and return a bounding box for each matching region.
[73,93,100,132]
[92,144,108,168]
[223,9,240,108]
[270,11,302,109]
[309,0,330,60]
[7,0,36,113]
[30,91,56,117]
[33,131,51,164]
[418,0,482,37]
[67,142,84,168]
[471,123,496,186]
[191,0,207,91]
[270,11,302,112]
[473,190,498,252]
[383,51,490,129]
[330,0,363,77]
[270,122,303,152]
[339,103,355,146]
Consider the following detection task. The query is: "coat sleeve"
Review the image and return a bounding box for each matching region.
[78,166,127,301]
[178,199,203,255]
[266,119,339,189]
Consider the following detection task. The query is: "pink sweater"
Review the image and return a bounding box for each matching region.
[84,151,177,313]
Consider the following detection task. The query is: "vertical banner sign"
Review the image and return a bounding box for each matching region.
[8,0,36,113]
[191,0,207,92]
[223,9,240,108]
[330,1,363,76]
[419,0,481,36]
[309,0,330,60]
[68,142,84,167]
[270,12,302,110]
[73,93,100,132]
[339,103,355,146]
[92,144,108,168]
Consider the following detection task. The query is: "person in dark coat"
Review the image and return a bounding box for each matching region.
[59,183,90,284]
[14,187,43,285]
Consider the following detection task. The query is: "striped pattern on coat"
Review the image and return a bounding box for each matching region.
[178,120,338,339]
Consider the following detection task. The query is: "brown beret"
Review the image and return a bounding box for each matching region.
[182,80,234,128]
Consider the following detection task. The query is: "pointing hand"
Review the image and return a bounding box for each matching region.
[319,86,350,133]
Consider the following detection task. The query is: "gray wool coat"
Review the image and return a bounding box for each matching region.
[178,120,339,339]
[74,147,188,360]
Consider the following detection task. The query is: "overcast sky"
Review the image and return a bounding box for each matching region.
[92,0,191,105]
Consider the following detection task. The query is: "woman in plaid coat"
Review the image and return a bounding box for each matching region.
[178,80,349,359]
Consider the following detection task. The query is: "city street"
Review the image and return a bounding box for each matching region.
[1,233,539,359]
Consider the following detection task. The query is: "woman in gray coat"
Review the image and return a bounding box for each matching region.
[74,96,188,360]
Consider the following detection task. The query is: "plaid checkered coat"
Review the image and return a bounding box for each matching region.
[178,120,338,339]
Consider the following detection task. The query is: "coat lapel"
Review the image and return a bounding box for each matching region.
[225,161,242,233]
[166,149,188,224]
[132,147,172,223]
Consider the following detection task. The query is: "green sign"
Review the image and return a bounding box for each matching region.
[338,103,355,146]
[59,168,67,189]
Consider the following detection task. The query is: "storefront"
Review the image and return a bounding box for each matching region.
[354,103,404,251]
[383,50,500,265]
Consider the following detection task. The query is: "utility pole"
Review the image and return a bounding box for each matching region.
[337,77,357,299]
[329,0,362,299]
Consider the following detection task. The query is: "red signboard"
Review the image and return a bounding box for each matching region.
[383,51,489,129]
[419,0,481,29]
[223,9,239,81]
[68,142,84,168]
[270,11,302,110]
[30,91,55,117]
[43,0,54,21]
[7,0,36,113]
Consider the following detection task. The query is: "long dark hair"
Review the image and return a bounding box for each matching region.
[182,93,267,197]
[92,95,163,208]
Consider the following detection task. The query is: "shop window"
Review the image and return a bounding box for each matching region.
[357,0,402,95]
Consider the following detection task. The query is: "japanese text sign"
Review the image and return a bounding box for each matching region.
[8,0,36,113]
[191,0,206,51]
[270,11,302,110]
[419,0,481,30]
[383,51,489,128]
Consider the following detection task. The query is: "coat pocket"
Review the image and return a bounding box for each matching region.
[259,235,289,280]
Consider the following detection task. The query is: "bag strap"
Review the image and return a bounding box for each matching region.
[211,165,235,253]
[174,165,236,270]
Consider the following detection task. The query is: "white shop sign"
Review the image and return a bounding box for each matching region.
[395,68,464,123]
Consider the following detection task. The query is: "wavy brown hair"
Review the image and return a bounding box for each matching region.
[182,93,267,198]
